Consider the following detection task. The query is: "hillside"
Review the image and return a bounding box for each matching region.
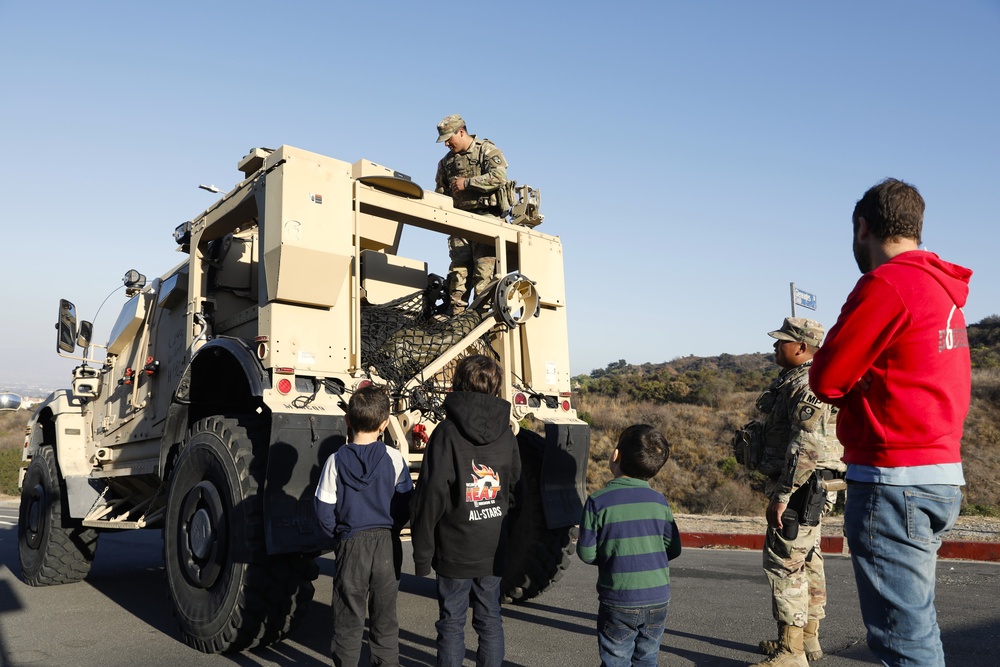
[574,316,1000,516]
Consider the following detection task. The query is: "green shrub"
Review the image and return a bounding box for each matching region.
[961,504,1000,518]
[0,448,23,497]
[718,456,740,478]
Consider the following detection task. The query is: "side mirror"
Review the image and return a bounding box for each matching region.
[0,393,23,411]
[57,299,78,354]
[78,320,94,349]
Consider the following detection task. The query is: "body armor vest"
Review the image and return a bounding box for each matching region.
[440,138,500,212]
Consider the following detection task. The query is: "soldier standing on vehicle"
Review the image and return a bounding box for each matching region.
[434,114,508,314]
[734,318,845,667]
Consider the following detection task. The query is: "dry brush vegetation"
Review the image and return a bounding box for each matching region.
[0,410,29,496]
[576,316,1000,517]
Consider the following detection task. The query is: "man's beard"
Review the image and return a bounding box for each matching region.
[853,236,872,273]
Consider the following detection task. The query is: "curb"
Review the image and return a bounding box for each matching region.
[685,532,1000,562]
[3,501,997,562]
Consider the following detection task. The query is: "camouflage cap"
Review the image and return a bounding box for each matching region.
[768,317,825,347]
[436,114,465,143]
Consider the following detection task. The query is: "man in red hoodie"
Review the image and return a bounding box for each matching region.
[810,178,972,667]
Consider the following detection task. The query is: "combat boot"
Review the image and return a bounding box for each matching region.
[750,624,807,667]
[762,620,822,662]
[803,619,822,661]
[759,622,782,655]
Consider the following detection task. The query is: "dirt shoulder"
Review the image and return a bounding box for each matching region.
[675,513,1000,543]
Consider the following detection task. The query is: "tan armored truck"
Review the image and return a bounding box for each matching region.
[18,145,590,653]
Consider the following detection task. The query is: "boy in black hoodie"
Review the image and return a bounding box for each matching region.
[315,384,413,667]
[411,354,522,667]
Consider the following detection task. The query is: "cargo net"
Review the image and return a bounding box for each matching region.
[360,286,497,422]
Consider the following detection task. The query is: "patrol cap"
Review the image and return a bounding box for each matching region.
[768,317,825,347]
[436,114,465,143]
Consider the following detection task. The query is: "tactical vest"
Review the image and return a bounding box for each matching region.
[440,137,503,212]
[736,362,843,478]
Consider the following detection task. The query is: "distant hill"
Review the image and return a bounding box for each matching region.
[575,353,777,407]
[576,315,1000,402]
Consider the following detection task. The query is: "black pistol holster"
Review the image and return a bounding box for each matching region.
[790,469,843,527]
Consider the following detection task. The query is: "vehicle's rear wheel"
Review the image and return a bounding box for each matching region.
[501,429,576,603]
[163,416,317,653]
[18,445,99,586]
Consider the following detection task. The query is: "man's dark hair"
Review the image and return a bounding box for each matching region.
[348,384,390,434]
[616,424,671,480]
[853,178,924,244]
[452,354,502,397]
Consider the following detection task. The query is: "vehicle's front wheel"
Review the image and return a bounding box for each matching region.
[163,416,317,653]
[18,445,99,586]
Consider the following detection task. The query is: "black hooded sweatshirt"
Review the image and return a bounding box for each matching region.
[411,391,522,578]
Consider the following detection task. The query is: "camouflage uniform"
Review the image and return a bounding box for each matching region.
[434,115,508,312]
[756,359,844,630]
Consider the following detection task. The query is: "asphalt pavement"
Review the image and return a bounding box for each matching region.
[1,502,998,667]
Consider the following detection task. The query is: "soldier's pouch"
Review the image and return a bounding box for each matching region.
[765,527,793,561]
[497,180,516,214]
[732,421,765,470]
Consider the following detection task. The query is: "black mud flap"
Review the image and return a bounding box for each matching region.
[540,422,590,530]
[264,413,346,554]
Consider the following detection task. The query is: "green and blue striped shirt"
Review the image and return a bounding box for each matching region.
[577,476,680,607]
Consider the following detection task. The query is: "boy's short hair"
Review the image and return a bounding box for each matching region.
[452,354,502,397]
[616,424,671,480]
[348,384,391,433]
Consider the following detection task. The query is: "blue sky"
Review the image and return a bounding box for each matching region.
[2,1,998,389]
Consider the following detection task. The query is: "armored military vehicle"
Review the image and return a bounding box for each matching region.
[18,146,590,653]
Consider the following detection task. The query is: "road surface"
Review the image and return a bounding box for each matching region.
[1,503,997,666]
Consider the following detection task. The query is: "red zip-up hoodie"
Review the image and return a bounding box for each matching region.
[810,251,972,467]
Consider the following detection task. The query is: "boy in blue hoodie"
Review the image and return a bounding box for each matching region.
[315,384,413,667]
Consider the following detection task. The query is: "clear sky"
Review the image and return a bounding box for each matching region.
[2,1,998,389]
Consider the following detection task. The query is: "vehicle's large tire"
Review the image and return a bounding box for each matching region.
[501,429,576,603]
[18,445,99,586]
[163,416,317,653]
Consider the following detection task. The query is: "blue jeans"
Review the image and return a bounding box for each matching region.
[435,574,503,667]
[596,601,668,667]
[845,482,961,667]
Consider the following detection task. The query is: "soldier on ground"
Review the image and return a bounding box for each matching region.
[434,114,509,314]
[733,317,845,667]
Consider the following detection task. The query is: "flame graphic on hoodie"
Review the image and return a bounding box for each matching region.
[466,460,501,503]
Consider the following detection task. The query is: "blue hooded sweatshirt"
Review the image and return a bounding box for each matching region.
[314,441,413,541]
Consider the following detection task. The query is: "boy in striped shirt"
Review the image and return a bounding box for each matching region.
[577,424,682,666]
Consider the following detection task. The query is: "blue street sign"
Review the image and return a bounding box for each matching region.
[794,288,817,311]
